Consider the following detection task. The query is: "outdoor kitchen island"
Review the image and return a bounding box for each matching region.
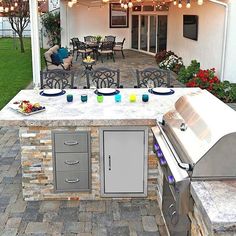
[0,88,236,236]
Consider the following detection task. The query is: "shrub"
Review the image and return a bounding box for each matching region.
[177,60,200,84]
[155,50,174,64]
[41,12,61,46]
[159,54,184,74]
[186,68,220,91]
[213,81,236,103]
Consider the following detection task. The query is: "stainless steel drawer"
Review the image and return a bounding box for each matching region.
[54,132,88,153]
[55,153,88,171]
[56,171,89,191]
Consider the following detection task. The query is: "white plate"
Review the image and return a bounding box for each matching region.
[42,89,62,95]
[97,88,116,94]
[152,88,172,94]
[9,102,46,116]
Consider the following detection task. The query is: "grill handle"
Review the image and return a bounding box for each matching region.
[157,122,192,172]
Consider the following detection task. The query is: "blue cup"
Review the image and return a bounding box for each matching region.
[142,94,149,102]
[67,94,73,102]
[81,94,88,103]
[115,94,121,103]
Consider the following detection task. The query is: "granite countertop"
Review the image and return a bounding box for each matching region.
[0,88,200,127]
[191,181,236,234]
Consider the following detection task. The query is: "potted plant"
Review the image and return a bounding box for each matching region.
[96,35,102,43]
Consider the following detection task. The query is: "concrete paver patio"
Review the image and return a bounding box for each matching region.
[0,127,167,236]
[72,50,183,89]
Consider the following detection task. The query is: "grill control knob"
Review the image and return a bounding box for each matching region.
[157,150,164,158]
[160,157,167,166]
[168,175,175,185]
[180,123,187,131]
[154,143,160,152]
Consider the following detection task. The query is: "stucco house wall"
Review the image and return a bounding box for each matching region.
[60,1,131,49]
[167,1,225,80]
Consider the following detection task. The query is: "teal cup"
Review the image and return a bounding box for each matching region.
[66,94,73,102]
[81,94,88,103]
[142,94,149,102]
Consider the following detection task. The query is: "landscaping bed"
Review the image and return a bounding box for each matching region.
[155,50,236,103]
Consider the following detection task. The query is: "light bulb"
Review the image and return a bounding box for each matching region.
[71,0,77,3]
[124,3,128,9]
[68,1,73,7]
[128,1,133,8]
[4,7,9,12]
[136,0,141,2]
[173,0,177,5]
[14,2,18,7]
[0,6,3,12]
[102,0,109,2]
[178,3,182,8]
[10,6,14,11]
[121,2,124,7]
[186,3,191,8]
[197,0,203,5]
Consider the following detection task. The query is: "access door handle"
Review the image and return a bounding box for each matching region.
[109,155,111,171]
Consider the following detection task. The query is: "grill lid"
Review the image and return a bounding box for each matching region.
[163,90,236,166]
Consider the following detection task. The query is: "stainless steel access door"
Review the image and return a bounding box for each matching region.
[101,128,148,197]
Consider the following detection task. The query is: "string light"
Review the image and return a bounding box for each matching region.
[186,0,191,8]
[178,0,182,8]
[197,0,203,5]
[128,1,133,8]
[68,1,73,7]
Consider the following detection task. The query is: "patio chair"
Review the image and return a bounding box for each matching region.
[113,38,125,59]
[97,41,115,63]
[136,67,171,88]
[76,41,93,60]
[86,67,120,89]
[84,35,96,42]
[70,37,79,56]
[104,35,116,43]
[40,69,75,89]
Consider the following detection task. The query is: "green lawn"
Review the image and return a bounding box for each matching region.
[0,37,46,110]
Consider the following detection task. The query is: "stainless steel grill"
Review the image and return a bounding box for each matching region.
[152,90,236,235]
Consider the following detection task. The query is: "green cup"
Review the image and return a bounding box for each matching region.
[97,95,104,103]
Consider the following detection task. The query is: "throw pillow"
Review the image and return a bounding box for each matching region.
[51,53,62,65]
[58,47,69,59]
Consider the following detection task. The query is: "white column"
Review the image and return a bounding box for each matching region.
[29,0,41,87]
[224,1,236,83]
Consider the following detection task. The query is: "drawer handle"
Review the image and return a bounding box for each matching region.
[64,160,80,165]
[65,178,80,183]
[64,141,79,146]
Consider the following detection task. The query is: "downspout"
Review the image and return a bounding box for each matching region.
[208,0,229,81]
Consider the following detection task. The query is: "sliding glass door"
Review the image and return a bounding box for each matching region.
[131,15,139,49]
[149,16,156,53]
[140,15,148,51]
[131,15,167,53]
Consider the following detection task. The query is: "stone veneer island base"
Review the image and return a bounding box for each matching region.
[20,125,158,201]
